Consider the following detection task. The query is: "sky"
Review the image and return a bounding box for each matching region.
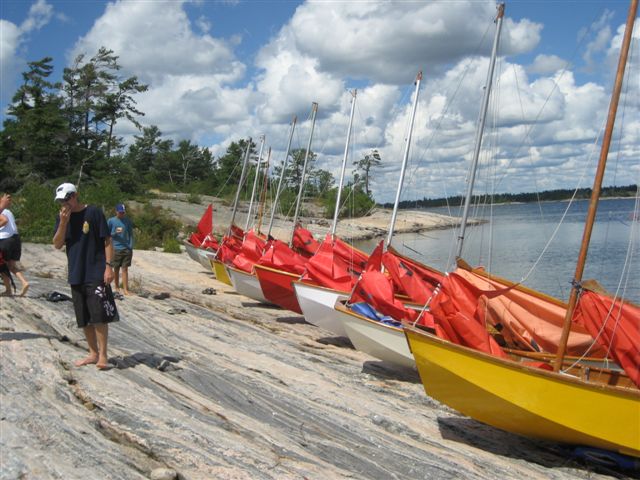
[1,0,638,204]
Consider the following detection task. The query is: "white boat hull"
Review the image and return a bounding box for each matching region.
[293,282,349,337]
[226,266,270,304]
[337,306,415,368]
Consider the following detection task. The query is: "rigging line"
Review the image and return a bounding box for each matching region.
[517,118,608,286]
[493,7,610,193]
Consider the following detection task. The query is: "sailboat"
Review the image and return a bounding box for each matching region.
[212,138,254,286]
[183,203,219,270]
[225,105,318,304]
[255,91,370,314]
[404,0,640,457]
[293,74,425,338]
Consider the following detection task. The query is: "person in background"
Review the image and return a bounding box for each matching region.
[52,183,116,370]
[107,203,134,296]
[0,193,29,296]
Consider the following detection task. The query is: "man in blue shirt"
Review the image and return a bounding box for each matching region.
[53,183,117,370]
[107,203,134,296]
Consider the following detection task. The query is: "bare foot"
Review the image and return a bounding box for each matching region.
[0,291,12,297]
[123,290,131,296]
[19,283,29,297]
[96,359,111,370]
[74,355,98,367]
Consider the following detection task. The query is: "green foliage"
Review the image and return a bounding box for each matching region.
[130,202,182,251]
[162,237,182,253]
[11,182,60,243]
[187,193,202,204]
[322,185,375,219]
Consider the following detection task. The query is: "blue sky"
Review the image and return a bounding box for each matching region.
[1,0,638,202]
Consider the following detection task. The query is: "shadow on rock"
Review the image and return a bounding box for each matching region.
[276,316,309,325]
[0,331,63,342]
[361,360,421,383]
[316,336,353,349]
[241,301,279,309]
[435,416,625,475]
[109,352,181,371]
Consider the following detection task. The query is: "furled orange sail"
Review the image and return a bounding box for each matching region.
[573,285,640,387]
[292,225,321,257]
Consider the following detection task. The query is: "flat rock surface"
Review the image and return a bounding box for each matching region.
[0,244,633,480]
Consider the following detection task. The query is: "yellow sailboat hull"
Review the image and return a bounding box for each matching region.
[404,326,640,457]
[212,259,232,286]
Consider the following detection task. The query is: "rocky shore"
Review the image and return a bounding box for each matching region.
[0,243,631,480]
[145,193,476,242]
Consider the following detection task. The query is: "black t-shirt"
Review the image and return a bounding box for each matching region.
[54,205,110,285]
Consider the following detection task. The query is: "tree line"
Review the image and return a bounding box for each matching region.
[383,185,638,209]
[1,48,383,224]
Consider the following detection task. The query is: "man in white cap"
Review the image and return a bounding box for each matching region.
[52,183,117,370]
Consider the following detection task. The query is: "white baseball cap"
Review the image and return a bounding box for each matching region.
[54,183,77,201]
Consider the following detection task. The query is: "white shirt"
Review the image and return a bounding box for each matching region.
[0,209,18,239]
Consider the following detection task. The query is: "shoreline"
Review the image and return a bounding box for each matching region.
[146,194,481,243]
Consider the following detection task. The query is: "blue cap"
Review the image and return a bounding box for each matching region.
[115,203,126,213]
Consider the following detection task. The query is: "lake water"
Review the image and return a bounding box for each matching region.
[356,197,640,303]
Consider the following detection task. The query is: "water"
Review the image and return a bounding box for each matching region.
[357,198,640,303]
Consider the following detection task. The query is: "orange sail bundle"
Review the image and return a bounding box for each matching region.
[574,286,640,387]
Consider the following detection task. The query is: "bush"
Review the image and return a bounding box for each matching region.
[163,237,182,253]
[187,193,202,204]
[12,182,60,243]
[322,186,375,219]
[130,202,182,251]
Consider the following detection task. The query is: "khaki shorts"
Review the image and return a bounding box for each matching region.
[113,248,133,268]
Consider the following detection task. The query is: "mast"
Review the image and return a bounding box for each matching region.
[228,138,252,234]
[331,90,357,238]
[267,116,297,238]
[386,72,422,248]
[553,0,637,372]
[245,134,266,231]
[256,147,272,234]
[290,102,319,246]
[454,3,505,260]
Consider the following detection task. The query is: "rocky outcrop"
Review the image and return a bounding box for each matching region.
[0,244,622,479]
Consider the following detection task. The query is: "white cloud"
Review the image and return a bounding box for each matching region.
[267,0,541,84]
[527,54,568,75]
[0,0,54,105]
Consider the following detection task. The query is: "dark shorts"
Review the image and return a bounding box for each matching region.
[71,283,120,328]
[0,234,21,261]
[113,248,133,268]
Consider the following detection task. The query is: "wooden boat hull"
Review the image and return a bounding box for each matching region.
[337,305,415,368]
[404,325,640,457]
[212,260,232,286]
[254,265,303,314]
[226,265,270,304]
[293,282,349,336]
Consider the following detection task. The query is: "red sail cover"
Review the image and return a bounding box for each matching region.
[257,240,308,275]
[232,229,267,272]
[190,204,217,248]
[292,226,321,257]
[301,237,358,291]
[216,225,245,264]
[350,269,421,323]
[301,234,370,291]
[452,268,604,357]
[382,251,443,304]
[348,241,427,324]
[429,272,508,358]
[573,288,640,387]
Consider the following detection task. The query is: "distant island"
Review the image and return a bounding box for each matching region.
[382,184,638,209]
